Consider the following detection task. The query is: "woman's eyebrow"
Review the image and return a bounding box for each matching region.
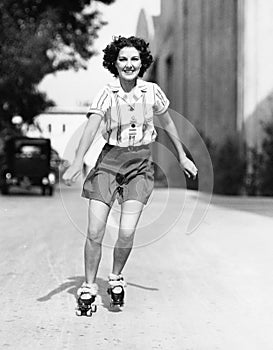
[118,55,140,58]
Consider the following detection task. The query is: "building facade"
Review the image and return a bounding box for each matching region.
[136,0,273,189]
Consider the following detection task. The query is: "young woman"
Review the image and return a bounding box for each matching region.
[63,36,198,308]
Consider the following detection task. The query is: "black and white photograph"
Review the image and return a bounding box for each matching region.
[1,0,273,349]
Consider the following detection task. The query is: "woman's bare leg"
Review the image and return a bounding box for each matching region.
[112,200,144,275]
[84,199,111,284]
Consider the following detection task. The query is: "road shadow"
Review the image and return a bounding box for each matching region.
[37,276,159,312]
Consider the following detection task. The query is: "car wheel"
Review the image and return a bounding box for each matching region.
[41,186,47,196]
[1,185,9,195]
[48,186,54,196]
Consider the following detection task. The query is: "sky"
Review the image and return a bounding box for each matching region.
[39,0,161,108]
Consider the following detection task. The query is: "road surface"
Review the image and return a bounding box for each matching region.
[0,183,273,349]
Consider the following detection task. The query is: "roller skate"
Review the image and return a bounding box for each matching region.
[107,273,126,308]
[76,282,98,317]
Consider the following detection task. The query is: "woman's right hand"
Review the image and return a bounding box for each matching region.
[62,163,82,186]
[180,157,198,180]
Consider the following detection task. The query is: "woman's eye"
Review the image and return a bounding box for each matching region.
[118,57,140,62]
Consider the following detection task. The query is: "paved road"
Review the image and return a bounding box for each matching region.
[0,183,273,349]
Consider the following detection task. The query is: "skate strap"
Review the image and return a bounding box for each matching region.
[80,291,94,300]
[77,284,98,297]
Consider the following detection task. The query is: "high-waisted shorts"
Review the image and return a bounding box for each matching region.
[82,143,154,206]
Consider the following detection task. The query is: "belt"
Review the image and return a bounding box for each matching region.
[104,143,150,152]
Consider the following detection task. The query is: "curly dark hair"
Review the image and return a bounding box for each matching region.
[102,36,154,78]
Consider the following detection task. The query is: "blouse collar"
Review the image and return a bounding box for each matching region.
[108,79,148,103]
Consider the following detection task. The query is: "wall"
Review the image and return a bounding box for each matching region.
[153,0,238,144]
[136,0,238,190]
[242,0,273,149]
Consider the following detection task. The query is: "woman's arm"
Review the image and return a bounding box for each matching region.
[157,110,198,179]
[62,113,102,185]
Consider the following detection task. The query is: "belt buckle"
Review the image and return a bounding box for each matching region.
[128,145,134,151]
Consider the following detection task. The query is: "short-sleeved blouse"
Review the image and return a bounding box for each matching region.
[87,79,169,147]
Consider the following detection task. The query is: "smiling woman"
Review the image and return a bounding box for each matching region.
[62,35,198,316]
[115,47,142,83]
[102,36,153,79]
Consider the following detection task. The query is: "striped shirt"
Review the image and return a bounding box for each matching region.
[88,79,170,147]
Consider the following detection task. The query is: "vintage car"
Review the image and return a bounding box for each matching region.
[0,136,56,195]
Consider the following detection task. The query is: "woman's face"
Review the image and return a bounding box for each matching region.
[115,46,142,81]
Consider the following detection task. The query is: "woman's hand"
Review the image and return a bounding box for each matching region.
[62,163,82,186]
[180,156,198,180]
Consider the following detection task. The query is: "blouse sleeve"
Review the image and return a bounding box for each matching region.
[87,87,110,118]
[153,83,170,115]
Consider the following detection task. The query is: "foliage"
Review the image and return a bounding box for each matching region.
[203,135,246,195]
[0,0,115,124]
[244,122,273,196]
[201,122,273,196]
[244,147,263,196]
[258,122,273,195]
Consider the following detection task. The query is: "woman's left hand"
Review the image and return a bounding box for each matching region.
[180,157,198,180]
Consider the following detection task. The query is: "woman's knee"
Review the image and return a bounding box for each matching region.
[118,228,136,243]
[87,225,106,243]
[87,199,110,243]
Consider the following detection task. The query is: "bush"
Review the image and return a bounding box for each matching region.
[201,122,273,196]
[259,122,273,195]
[244,147,263,196]
[213,138,246,195]
[244,122,273,196]
[202,135,246,195]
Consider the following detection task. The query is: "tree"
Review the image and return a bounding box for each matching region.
[212,137,246,195]
[0,0,115,125]
[259,122,273,195]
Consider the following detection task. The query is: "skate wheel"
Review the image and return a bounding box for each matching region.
[91,304,97,313]
[86,309,92,317]
[76,309,82,316]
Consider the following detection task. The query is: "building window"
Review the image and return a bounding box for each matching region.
[48,124,52,133]
[62,124,66,133]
